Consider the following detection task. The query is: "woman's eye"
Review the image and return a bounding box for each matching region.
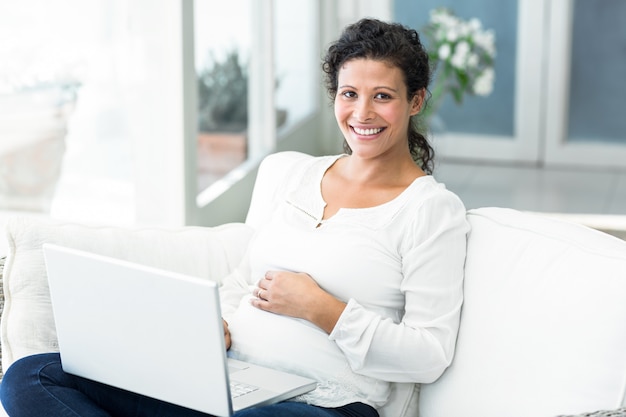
[341,91,357,99]
[375,93,391,100]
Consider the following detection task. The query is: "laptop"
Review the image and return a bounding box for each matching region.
[43,243,316,417]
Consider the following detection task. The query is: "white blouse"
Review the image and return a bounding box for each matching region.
[220,154,469,409]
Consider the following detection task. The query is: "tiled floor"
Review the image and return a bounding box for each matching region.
[433,160,626,240]
[434,160,626,215]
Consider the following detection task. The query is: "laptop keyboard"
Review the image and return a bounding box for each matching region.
[230,381,260,398]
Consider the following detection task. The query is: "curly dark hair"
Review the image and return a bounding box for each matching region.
[322,18,435,174]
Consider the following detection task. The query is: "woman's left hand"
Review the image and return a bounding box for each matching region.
[251,270,346,333]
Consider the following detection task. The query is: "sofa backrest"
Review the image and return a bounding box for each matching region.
[1,218,253,372]
[245,151,312,230]
[420,207,626,417]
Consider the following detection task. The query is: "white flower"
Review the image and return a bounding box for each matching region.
[457,22,472,38]
[467,53,479,68]
[451,41,470,69]
[438,44,451,60]
[469,18,482,32]
[423,7,496,108]
[435,28,447,43]
[446,27,459,43]
[429,8,446,22]
[473,67,495,96]
[474,30,496,57]
[431,10,458,29]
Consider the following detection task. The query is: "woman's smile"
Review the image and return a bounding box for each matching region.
[351,126,386,137]
[334,58,421,159]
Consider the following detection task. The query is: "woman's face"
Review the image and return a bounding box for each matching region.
[334,58,423,161]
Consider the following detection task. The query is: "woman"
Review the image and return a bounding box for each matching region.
[0,18,468,417]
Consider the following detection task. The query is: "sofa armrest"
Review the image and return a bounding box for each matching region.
[419,208,626,417]
[1,216,253,374]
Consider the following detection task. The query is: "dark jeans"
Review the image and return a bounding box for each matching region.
[0,353,379,417]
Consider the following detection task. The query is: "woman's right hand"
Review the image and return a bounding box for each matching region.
[251,270,346,334]
[223,319,231,350]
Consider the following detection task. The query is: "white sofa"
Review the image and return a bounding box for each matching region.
[1,152,626,417]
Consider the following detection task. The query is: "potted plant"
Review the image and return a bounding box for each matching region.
[421,8,496,133]
[197,50,248,133]
[195,49,286,190]
[196,49,248,189]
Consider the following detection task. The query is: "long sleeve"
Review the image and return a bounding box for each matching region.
[329,193,469,383]
[222,153,469,408]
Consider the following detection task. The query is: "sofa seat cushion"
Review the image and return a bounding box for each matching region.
[1,216,253,373]
[420,208,626,417]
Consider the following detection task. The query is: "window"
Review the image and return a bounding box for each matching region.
[1,1,324,226]
[0,0,135,223]
[193,1,320,212]
[567,0,626,144]
[395,0,517,137]
[274,0,319,136]
[194,0,251,192]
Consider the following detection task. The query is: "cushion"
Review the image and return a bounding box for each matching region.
[1,216,253,373]
[420,208,626,417]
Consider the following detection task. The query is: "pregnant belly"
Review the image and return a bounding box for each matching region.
[226,295,347,380]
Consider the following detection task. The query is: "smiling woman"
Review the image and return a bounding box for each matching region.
[333,59,423,164]
[0,18,470,417]
[322,19,434,175]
